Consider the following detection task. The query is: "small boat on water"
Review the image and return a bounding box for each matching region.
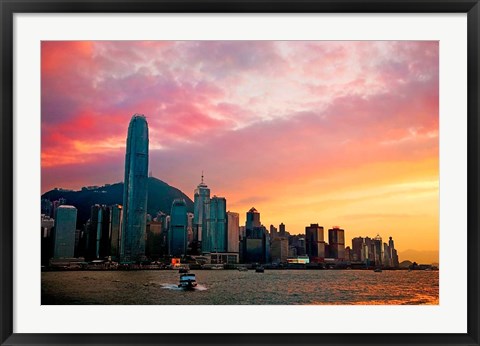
[373,267,382,272]
[238,267,248,272]
[178,273,197,289]
[255,266,265,273]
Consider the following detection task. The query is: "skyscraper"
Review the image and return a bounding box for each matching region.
[170,198,188,257]
[305,224,325,262]
[328,226,346,260]
[246,207,260,230]
[110,204,123,261]
[193,173,210,251]
[205,196,227,253]
[227,211,240,253]
[121,114,149,263]
[53,205,77,259]
[87,204,111,260]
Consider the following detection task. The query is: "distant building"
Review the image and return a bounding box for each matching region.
[271,237,289,263]
[204,196,227,253]
[269,225,278,238]
[242,208,269,263]
[53,205,77,259]
[109,204,123,261]
[170,199,188,257]
[328,226,346,260]
[279,223,286,237]
[86,204,111,260]
[305,224,325,262]
[373,234,383,266]
[246,207,261,230]
[41,199,53,217]
[146,221,163,260]
[41,214,55,265]
[193,173,210,251]
[227,211,240,253]
[121,114,149,263]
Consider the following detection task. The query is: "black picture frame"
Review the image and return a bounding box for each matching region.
[1,1,479,345]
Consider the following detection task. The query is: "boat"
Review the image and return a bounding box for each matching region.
[255,266,265,273]
[373,267,382,272]
[238,267,248,272]
[178,273,197,289]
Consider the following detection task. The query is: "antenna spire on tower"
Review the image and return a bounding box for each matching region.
[201,171,204,184]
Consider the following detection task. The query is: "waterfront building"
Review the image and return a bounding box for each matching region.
[86,204,111,260]
[246,207,261,230]
[146,221,163,260]
[345,246,352,261]
[204,196,227,253]
[53,205,77,258]
[305,224,325,263]
[271,237,289,263]
[242,208,269,263]
[227,211,240,253]
[109,204,123,261]
[121,114,149,263]
[351,237,364,261]
[170,199,188,257]
[41,214,55,265]
[328,226,346,260]
[187,212,194,245]
[193,173,210,250]
[373,234,383,266]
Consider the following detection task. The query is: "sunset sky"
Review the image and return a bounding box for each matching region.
[41,41,439,261]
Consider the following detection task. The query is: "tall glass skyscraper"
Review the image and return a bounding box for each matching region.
[170,198,188,257]
[53,205,77,259]
[193,174,210,248]
[121,114,149,263]
[205,196,227,253]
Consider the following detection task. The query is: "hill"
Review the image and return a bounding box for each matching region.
[41,177,194,228]
[398,249,439,265]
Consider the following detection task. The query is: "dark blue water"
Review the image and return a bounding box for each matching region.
[42,269,438,305]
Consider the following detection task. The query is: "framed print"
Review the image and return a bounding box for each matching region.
[1,1,479,345]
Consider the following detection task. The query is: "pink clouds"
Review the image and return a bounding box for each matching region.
[41,41,438,197]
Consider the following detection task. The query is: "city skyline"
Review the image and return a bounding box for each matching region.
[41,41,439,262]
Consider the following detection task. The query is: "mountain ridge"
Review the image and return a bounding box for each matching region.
[41,177,194,228]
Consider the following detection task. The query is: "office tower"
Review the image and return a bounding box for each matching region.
[170,199,188,257]
[388,236,400,267]
[271,237,289,263]
[351,237,364,261]
[305,224,325,262]
[241,207,269,263]
[269,225,278,238]
[328,226,346,260]
[121,114,149,263]
[110,204,123,260]
[279,223,286,237]
[373,234,383,266]
[53,205,77,258]
[227,211,240,253]
[345,246,352,261]
[193,173,210,248]
[86,204,111,260]
[246,207,261,230]
[205,196,227,253]
[187,212,194,245]
[146,221,163,260]
[41,214,55,265]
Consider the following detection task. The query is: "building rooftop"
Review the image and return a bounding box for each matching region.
[57,205,76,209]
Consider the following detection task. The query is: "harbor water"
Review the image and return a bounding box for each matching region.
[41,269,438,305]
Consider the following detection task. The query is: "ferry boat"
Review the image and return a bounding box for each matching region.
[178,273,197,289]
